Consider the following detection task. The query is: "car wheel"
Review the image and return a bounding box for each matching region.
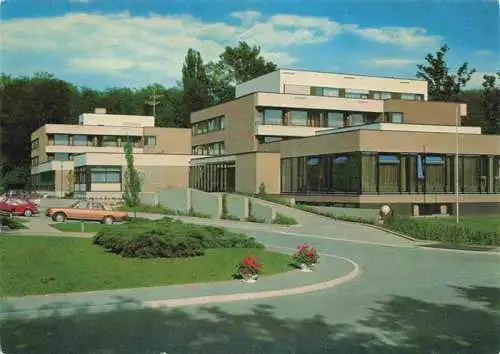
[54,212,66,223]
[23,209,33,217]
[102,216,114,225]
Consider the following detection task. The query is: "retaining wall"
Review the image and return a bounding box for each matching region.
[251,199,276,223]
[158,188,191,213]
[191,189,222,219]
[225,194,249,220]
[309,206,379,221]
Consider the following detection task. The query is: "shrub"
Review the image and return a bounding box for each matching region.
[292,244,319,266]
[234,255,262,279]
[92,217,264,258]
[272,213,298,225]
[0,216,26,230]
[246,215,265,223]
[384,217,498,246]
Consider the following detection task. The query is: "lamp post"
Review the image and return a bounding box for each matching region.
[60,161,64,198]
[455,105,460,224]
[145,85,164,126]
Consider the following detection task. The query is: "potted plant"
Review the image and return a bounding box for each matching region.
[292,244,319,272]
[235,255,262,283]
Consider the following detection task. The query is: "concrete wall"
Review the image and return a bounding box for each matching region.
[139,192,158,206]
[158,188,191,213]
[191,189,222,218]
[308,205,379,221]
[250,199,276,223]
[225,194,249,219]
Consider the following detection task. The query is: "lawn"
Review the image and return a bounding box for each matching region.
[50,222,104,233]
[413,215,500,234]
[0,236,293,297]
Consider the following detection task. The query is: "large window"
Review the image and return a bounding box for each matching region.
[54,153,71,161]
[401,93,423,101]
[90,167,121,183]
[311,87,340,97]
[263,109,283,125]
[378,155,401,193]
[145,136,157,146]
[54,134,69,145]
[31,138,39,150]
[192,116,225,135]
[327,112,344,128]
[101,136,118,147]
[73,135,88,146]
[345,90,369,99]
[288,110,308,126]
[373,92,392,100]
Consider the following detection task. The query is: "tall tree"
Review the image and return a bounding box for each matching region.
[181,49,211,127]
[480,72,500,134]
[122,140,141,207]
[416,45,476,101]
[205,41,278,104]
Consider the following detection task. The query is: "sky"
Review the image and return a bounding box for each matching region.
[0,0,498,89]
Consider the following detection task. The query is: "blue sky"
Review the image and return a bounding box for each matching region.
[1,0,498,89]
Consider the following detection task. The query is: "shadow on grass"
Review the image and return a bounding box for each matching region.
[1,286,499,353]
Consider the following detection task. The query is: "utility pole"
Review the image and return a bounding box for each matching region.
[145,86,164,126]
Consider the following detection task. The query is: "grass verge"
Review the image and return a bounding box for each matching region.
[272,213,298,225]
[119,205,211,218]
[50,222,105,233]
[0,236,293,297]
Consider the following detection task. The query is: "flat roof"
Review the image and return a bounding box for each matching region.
[276,68,426,82]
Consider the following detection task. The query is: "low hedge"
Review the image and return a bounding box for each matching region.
[0,216,27,230]
[384,217,499,246]
[92,217,264,258]
[272,213,298,225]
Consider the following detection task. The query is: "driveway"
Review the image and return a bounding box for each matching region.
[2,206,499,353]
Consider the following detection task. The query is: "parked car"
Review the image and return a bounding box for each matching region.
[0,197,39,217]
[46,200,128,224]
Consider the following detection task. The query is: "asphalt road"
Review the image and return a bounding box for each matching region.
[1,212,499,353]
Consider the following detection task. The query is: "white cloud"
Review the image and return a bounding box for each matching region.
[0,10,444,87]
[475,49,494,56]
[347,25,442,48]
[360,58,417,67]
[466,71,498,88]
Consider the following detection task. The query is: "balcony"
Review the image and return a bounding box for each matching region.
[255,124,331,137]
[46,145,143,154]
[255,92,384,112]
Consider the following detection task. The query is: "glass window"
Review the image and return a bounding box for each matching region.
[73,135,88,146]
[378,154,401,193]
[323,88,339,97]
[106,171,121,183]
[54,134,69,145]
[54,153,70,161]
[145,136,156,146]
[263,109,283,125]
[102,136,118,147]
[311,87,323,96]
[91,167,121,183]
[327,112,344,128]
[259,136,283,144]
[289,110,308,126]
[350,114,365,126]
[381,92,392,100]
[345,91,369,99]
[401,93,416,100]
[390,113,404,123]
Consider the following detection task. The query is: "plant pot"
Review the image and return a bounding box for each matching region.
[241,273,258,283]
[300,263,314,272]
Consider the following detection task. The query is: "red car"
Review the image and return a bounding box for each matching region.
[0,197,39,217]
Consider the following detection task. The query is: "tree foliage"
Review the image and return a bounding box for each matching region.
[480,72,500,134]
[122,140,141,207]
[416,45,476,101]
[181,49,211,127]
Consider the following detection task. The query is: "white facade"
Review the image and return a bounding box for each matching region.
[315,123,482,136]
[73,153,194,167]
[78,113,154,127]
[236,69,428,100]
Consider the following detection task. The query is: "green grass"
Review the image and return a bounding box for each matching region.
[272,213,298,225]
[0,236,293,297]
[412,215,500,234]
[50,222,106,233]
[119,204,211,218]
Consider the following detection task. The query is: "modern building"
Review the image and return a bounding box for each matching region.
[189,69,500,215]
[30,108,194,198]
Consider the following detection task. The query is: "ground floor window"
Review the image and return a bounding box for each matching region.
[90,167,121,183]
[281,153,500,195]
[189,162,235,192]
[31,171,55,191]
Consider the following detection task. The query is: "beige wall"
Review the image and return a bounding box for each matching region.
[191,94,258,154]
[280,131,361,158]
[255,152,281,194]
[359,130,500,155]
[31,125,48,163]
[234,152,280,194]
[143,127,191,154]
[384,100,464,126]
[136,165,190,193]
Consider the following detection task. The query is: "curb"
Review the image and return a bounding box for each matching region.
[146,255,361,309]
[363,223,419,242]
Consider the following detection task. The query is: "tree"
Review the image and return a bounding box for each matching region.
[122,141,141,207]
[205,41,278,104]
[181,49,211,127]
[480,72,500,134]
[416,45,476,101]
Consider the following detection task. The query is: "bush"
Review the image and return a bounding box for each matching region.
[92,217,264,258]
[119,204,211,219]
[295,204,374,224]
[272,213,298,225]
[246,215,265,223]
[384,217,499,246]
[0,216,27,230]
